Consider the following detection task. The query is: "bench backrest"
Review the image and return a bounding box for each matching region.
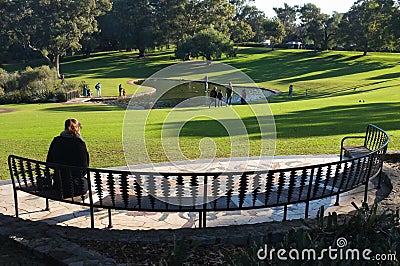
[8,152,384,212]
[364,124,390,152]
[8,156,91,206]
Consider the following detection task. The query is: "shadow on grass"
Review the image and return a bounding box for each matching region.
[61,51,175,79]
[367,72,400,80]
[151,102,400,139]
[228,50,394,84]
[268,82,397,103]
[273,102,400,138]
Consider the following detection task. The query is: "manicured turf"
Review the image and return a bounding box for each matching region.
[60,50,176,96]
[1,48,399,179]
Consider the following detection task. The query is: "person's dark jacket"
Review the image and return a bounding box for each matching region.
[47,135,89,167]
[210,89,217,98]
[46,133,89,197]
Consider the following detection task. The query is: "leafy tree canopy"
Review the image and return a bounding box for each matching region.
[175,28,234,60]
[3,0,111,77]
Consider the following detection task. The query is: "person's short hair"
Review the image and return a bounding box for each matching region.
[65,118,81,135]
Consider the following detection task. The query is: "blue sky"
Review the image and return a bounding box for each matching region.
[254,0,356,18]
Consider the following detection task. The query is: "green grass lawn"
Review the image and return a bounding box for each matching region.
[1,48,399,179]
[60,50,176,96]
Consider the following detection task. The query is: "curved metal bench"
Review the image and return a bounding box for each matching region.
[8,124,389,228]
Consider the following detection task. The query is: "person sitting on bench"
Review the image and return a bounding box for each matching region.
[46,118,89,197]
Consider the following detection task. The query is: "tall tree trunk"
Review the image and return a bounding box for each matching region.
[54,54,61,79]
[323,31,329,50]
[138,48,146,58]
[363,42,368,56]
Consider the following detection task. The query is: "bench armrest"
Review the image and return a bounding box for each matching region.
[340,136,365,160]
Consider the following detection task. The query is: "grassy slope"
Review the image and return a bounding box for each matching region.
[60,50,176,96]
[223,48,400,154]
[1,48,399,179]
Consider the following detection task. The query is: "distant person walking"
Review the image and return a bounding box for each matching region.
[82,84,88,97]
[95,83,101,97]
[226,82,233,106]
[288,84,293,97]
[118,84,123,97]
[241,89,247,104]
[209,87,217,108]
[217,89,223,107]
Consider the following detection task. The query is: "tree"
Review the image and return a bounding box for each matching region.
[387,1,400,50]
[230,21,254,44]
[153,0,187,48]
[295,4,342,50]
[179,0,235,38]
[4,0,111,78]
[175,28,234,60]
[298,3,324,48]
[339,0,395,55]
[198,0,235,36]
[321,12,343,50]
[112,0,156,57]
[0,0,13,60]
[274,3,298,41]
[240,5,267,42]
[263,18,285,49]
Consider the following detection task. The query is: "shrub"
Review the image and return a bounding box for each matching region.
[224,203,400,265]
[0,69,20,93]
[0,66,80,104]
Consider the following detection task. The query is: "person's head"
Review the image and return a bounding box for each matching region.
[64,118,81,135]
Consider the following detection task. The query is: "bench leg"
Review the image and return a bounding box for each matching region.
[364,182,369,203]
[305,201,309,219]
[203,211,207,228]
[198,212,202,228]
[335,194,340,206]
[108,209,113,229]
[90,206,95,229]
[44,198,49,211]
[283,205,287,221]
[13,190,19,218]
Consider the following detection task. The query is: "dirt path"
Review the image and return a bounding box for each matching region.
[0,108,15,114]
